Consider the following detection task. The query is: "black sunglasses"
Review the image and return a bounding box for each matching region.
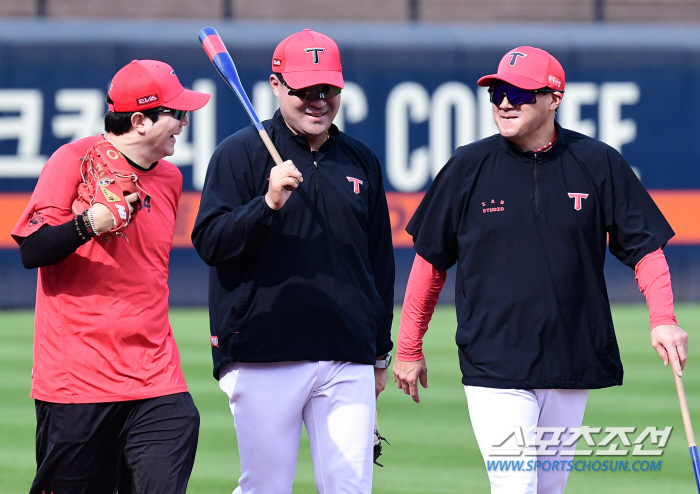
[276,74,341,100]
[488,83,561,106]
[158,108,188,120]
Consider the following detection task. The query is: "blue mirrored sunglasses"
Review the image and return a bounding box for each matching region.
[488,83,560,106]
[276,74,341,100]
[159,108,188,120]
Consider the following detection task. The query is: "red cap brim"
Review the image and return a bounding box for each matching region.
[477,73,548,90]
[162,88,211,111]
[281,70,344,89]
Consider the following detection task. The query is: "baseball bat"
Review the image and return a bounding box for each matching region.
[199,26,284,166]
[673,372,700,492]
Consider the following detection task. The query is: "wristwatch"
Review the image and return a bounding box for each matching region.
[374,352,392,369]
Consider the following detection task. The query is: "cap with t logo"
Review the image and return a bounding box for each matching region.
[477,46,565,91]
[272,29,344,89]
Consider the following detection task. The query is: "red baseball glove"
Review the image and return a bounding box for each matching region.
[71,139,148,240]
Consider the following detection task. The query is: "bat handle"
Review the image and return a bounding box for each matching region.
[675,372,697,447]
[258,129,284,166]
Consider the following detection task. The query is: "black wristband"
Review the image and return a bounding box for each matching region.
[75,211,95,241]
[80,210,97,238]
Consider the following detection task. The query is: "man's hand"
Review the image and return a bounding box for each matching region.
[265,160,303,210]
[651,324,688,377]
[393,357,428,403]
[92,193,141,233]
[375,367,388,398]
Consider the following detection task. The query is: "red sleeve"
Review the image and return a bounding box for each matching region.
[635,248,677,329]
[397,253,447,361]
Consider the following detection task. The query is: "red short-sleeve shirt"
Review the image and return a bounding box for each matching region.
[13,135,188,403]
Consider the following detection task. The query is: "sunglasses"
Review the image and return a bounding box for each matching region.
[276,74,341,100]
[159,108,188,120]
[488,83,560,106]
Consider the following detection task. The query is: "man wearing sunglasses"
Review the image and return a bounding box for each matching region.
[394,46,687,493]
[192,29,394,493]
[13,59,210,494]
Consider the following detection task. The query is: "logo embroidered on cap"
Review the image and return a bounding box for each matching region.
[568,192,589,210]
[273,58,282,66]
[136,94,158,106]
[548,74,562,89]
[508,52,527,67]
[304,47,325,64]
[347,176,363,194]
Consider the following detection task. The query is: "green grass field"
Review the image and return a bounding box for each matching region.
[1,304,699,493]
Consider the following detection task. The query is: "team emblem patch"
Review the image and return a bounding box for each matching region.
[347,176,363,194]
[568,192,589,210]
[304,47,325,64]
[508,52,527,66]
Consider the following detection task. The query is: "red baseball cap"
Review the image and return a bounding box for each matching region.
[477,46,565,91]
[272,29,344,89]
[108,59,210,113]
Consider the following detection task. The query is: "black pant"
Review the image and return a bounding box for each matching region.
[30,392,199,494]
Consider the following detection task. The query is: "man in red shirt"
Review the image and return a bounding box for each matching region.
[12,59,210,494]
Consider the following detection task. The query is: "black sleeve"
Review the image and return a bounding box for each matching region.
[18,214,92,269]
[191,135,280,266]
[406,153,464,271]
[606,150,675,268]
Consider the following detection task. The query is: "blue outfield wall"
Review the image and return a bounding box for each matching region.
[2,20,700,308]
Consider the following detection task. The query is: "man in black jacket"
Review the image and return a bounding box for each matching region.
[192,29,394,494]
[393,46,687,493]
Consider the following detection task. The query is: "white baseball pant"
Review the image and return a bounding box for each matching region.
[219,360,376,494]
[465,386,589,494]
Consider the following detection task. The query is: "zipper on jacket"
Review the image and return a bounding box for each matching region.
[533,153,540,215]
[312,151,319,193]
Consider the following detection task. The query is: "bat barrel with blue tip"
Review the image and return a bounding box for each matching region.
[674,372,700,493]
[198,26,264,132]
[690,446,700,493]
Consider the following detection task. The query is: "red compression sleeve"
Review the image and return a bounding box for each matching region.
[635,248,677,330]
[397,254,447,361]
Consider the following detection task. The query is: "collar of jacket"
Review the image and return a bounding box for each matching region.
[500,120,566,163]
[271,109,340,152]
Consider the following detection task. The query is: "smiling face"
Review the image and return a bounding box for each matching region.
[144,110,189,161]
[492,90,562,152]
[270,74,340,151]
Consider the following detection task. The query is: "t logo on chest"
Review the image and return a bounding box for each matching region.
[347,177,363,194]
[568,192,589,210]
